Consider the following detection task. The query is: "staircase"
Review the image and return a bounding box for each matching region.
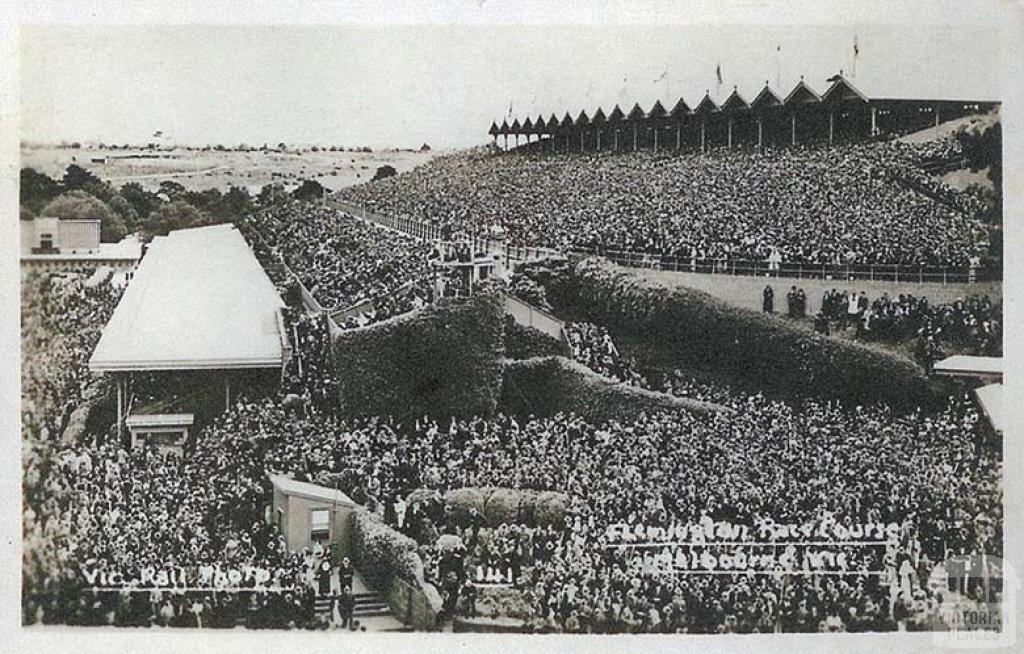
[313,588,411,631]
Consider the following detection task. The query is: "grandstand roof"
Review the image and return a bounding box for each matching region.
[785,78,822,105]
[973,383,1005,434]
[270,475,358,507]
[607,105,625,123]
[627,103,646,122]
[932,355,1002,381]
[576,109,590,126]
[89,224,286,373]
[751,83,785,109]
[647,100,668,120]
[591,107,607,124]
[721,87,751,112]
[694,92,720,115]
[669,97,692,118]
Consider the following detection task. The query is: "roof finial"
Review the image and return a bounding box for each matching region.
[800,75,804,80]
[840,69,844,76]
[734,84,737,91]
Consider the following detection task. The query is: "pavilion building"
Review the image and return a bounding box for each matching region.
[89,223,291,452]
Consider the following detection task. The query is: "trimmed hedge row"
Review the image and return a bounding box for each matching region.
[503,316,564,360]
[331,292,506,420]
[351,509,425,589]
[500,356,728,423]
[407,486,571,529]
[523,258,935,408]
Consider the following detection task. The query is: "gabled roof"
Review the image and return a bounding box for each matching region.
[785,78,822,105]
[626,102,646,121]
[271,475,358,507]
[548,113,560,133]
[669,97,692,119]
[499,119,510,135]
[511,118,522,133]
[694,92,720,115]
[535,115,547,132]
[750,83,785,110]
[89,225,285,372]
[522,116,534,133]
[647,100,668,120]
[721,87,750,112]
[488,121,499,136]
[591,107,607,124]
[607,105,625,123]
[822,74,870,104]
[559,112,574,129]
[576,109,590,126]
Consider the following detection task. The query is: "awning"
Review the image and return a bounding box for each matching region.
[89,224,285,372]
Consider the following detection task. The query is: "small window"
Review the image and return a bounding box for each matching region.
[311,508,330,542]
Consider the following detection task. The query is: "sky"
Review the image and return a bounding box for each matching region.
[19,23,1003,150]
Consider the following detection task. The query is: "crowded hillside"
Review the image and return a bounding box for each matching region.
[336,140,995,270]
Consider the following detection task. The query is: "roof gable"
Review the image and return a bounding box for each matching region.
[721,87,750,111]
[822,74,870,104]
[694,92,720,114]
[785,79,822,105]
[626,102,646,121]
[669,97,692,119]
[750,83,784,109]
[591,107,607,124]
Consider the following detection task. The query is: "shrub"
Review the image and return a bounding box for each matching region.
[443,488,485,523]
[523,258,935,408]
[503,316,563,360]
[500,356,727,422]
[534,492,569,528]
[351,510,423,588]
[332,292,505,420]
[405,488,442,511]
[483,488,522,526]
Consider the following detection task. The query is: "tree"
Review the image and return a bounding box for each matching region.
[119,182,161,223]
[20,168,61,214]
[20,206,35,222]
[158,180,187,200]
[61,164,112,202]
[372,165,397,182]
[146,199,206,236]
[42,190,126,242]
[107,195,140,233]
[291,179,326,202]
[257,183,289,207]
[221,185,254,220]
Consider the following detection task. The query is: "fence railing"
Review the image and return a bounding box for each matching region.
[326,199,998,285]
[571,247,999,285]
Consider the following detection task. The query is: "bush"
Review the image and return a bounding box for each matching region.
[443,488,485,523]
[483,488,522,526]
[41,190,126,242]
[332,292,505,420]
[534,492,569,528]
[503,316,563,360]
[406,488,442,511]
[351,510,423,588]
[500,356,726,422]
[523,258,935,408]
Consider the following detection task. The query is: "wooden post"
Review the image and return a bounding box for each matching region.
[701,119,706,152]
[676,124,681,150]
[596,129,601,151]
[934,104,941,130]
[581,131,585,153]
[116,375,124,443]
[871,106,877,136]
[757,117,763,148]
[791,114,796,145]
[224,374,231,411]
[614,129,619,151]
[632,125,638,151]
[654,128,659,152]
[829,112,834,144]
[728,118,733,148]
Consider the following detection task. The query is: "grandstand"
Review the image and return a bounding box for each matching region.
[491,73,999,152]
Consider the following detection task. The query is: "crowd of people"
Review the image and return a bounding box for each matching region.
[241,200,434,312]
[336,142,994,269]
[817,290,1001,359]
[21,269,125,444]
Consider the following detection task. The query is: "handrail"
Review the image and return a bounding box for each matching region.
[569,247,999,285]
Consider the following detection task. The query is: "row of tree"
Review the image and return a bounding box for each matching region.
[20,165,329,242]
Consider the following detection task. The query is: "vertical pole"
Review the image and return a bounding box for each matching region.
[225,374,230,411]
[758,117,763,148]
[116,375,124,443]
[581,131,585,153]
[728,118,733,148]
[632,125,638,151]
[701,119,706,152]
[676,125,681,150]
[871,106,877,136]
[654,128,659,152]
[614,129,619,151]
[829,112,834,144]
[934,104,941,130]
[596,129,601,151]
[791,114,796,145]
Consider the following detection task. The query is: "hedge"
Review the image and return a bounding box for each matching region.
[520,258,935,408]
[331,291,505,420]
[503,316,564,360]
[499,356,728,423]
[351,509,425,589]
